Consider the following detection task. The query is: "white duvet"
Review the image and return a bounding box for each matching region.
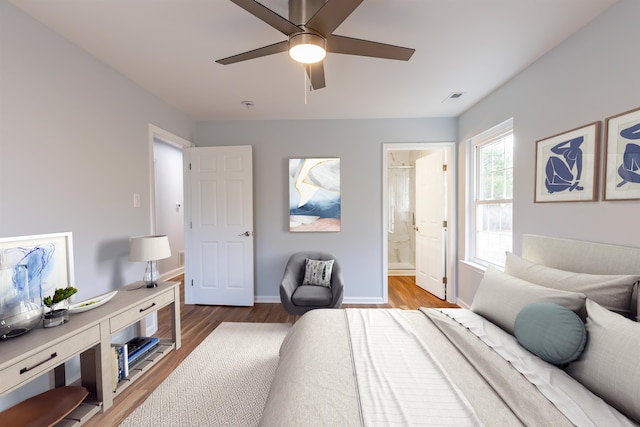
[259,308,638,426]
[347,309,483,426]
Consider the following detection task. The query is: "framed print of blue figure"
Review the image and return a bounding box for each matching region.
[289,158,341,232]
[534,122,600,203]
[604,107,640,201]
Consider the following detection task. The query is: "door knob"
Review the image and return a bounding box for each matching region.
[238,231,253,237]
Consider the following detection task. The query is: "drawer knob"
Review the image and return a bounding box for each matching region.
[20,352,58,374]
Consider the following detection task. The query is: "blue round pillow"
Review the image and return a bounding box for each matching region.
[514,301,587,366]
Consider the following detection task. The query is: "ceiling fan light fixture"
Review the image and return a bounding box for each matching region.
[289,33,326,64]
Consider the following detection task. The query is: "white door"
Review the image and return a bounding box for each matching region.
[184,146,254,306]
[415,150,446,299]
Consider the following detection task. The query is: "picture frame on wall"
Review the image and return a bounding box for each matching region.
[534,122,600,203]
[289,158,341,232]
[603,107,640,201]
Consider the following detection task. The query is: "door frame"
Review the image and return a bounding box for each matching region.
[142,125,192,336]
[382,142,458,304]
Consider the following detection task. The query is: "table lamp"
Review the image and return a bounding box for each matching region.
[129,235,171,288]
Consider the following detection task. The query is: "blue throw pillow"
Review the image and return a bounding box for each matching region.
[514,302,587,366]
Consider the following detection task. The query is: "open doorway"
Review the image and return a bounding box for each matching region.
[149,125,193,280]
[382,142,457,304]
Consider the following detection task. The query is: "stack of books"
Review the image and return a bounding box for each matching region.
[111,336,160,386]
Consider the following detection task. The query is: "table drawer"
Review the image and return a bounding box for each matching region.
[0,325,100,393]
[109,290,174,333]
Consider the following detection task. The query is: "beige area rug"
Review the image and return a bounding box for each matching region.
[119,322,291,427]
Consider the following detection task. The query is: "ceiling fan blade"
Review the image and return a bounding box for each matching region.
[216,40,289,65]
[231,0,301,35]
[305,62,326,90]
[328,35,415,61]
[306,0,363,35]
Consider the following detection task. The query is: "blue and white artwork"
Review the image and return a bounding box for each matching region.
[604,107,640,200]
[289,158,341,232]
[535,123,599,203]
[0,233,74,315]
[544,136,584,194]
[614,124,640,187]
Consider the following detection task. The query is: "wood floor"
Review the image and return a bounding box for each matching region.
[84,275,457,427]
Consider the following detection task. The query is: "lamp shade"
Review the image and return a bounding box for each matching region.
[129,235,171,262]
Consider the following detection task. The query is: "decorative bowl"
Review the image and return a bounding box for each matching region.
[0,302,43,339]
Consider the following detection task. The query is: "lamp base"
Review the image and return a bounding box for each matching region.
[143,260,160,289]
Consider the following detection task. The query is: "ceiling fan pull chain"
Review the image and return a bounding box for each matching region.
[304,65,308,105]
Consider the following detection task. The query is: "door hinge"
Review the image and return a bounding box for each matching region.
[189,163,192,170]
[190,221,193,229]
[191,279,194,287]
[442,277,447,285]
[442,220,447,228]
[442,164,447,172]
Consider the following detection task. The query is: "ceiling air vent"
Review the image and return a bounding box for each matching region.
[442,92,465,103]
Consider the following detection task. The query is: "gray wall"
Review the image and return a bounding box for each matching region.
[0,2,194,409]
[193,119,456,301]
[456,0,640,306]
[0,3,194,301]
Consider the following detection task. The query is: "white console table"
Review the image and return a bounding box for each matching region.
[0,281,181,425]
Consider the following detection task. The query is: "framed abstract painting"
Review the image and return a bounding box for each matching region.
[603,107,640,201]
[289,158,341,232]
[534,122,600,203]
[0,232,75,307]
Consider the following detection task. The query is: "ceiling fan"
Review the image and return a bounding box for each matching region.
[216,0,415,90]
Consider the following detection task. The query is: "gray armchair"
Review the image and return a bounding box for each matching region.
[280,252,344,315]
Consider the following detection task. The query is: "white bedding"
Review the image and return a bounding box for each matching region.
[260,307,638,426]
[347,309,481,426]
[437,308,637,427]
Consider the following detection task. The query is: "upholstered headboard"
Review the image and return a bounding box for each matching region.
[522,234,640,275]
[522,234,640,320]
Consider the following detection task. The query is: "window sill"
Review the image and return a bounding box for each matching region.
[460,260,489,274]
[460,259,507,272]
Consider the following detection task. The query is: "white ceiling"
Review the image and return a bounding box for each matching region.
[9,0,617,121]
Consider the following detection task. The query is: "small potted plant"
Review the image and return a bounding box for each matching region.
[43,286,77,328]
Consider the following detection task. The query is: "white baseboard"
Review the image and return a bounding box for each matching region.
[161,267,184,281]
[254,296,281,303]
[456,298,471,309]
[342,296,386,304]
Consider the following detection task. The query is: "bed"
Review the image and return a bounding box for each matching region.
[259,235,640,426]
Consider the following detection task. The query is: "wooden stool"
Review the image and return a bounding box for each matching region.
[0,386,88,427]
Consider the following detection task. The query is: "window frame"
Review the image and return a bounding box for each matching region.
[468,119,514,268]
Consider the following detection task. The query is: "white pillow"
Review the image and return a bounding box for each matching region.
[566,299,640,423]
[505,252,639,317]
[302,258,334,287]
[470,266,586,334]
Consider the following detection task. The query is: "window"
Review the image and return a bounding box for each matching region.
[469,119,513,267]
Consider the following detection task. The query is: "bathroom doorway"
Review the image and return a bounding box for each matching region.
[382,142,457,303]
